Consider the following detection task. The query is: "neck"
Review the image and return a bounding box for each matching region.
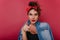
[30,23,35,26]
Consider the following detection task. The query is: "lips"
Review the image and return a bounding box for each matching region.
[32,20,35,22]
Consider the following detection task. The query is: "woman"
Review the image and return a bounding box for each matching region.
[18,1,54,40]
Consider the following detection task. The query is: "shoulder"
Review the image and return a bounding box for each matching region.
[40,22,49,26]
[39,22,50,28]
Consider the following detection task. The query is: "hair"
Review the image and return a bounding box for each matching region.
[27,1,41,16]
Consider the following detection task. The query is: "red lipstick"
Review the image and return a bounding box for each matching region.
[32,20,35,22]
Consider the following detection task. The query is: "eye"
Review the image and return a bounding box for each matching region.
[29,13,32,16]
[35,13,38,16]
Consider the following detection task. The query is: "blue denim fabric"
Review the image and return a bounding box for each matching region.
[18,20,54,40]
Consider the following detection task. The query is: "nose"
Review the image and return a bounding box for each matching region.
[32,16,35,19]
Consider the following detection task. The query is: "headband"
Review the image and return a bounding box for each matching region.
[26,6,37,11]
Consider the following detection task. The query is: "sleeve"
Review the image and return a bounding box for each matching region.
[18,29,23,40]
[18,21,27,40]
[47,23,54,40]
[40,23,54,40]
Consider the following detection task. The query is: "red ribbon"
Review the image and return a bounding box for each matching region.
[26,6,37,11]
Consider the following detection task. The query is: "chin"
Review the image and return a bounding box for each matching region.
[31,22,36,24]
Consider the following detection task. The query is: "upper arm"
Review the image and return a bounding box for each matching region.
[18,30,23,40]
[47,23,54,40]
[40,23,54,40]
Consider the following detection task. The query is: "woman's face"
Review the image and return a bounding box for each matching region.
[28,9,39,24]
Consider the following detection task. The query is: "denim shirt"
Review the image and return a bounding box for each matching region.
[18,20,54,40]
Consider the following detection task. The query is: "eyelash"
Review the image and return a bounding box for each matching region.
[30,14,32,15]
[29,13,38,16]
[35,14,38,16]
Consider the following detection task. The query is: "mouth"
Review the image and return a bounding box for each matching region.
[32,20,35,22]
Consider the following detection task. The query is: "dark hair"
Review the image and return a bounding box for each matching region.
[27,1,41,16]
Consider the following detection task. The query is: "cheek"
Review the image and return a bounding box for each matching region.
[35,16,38,20]
[28,15,32,20]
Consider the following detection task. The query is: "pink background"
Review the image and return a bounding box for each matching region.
[0,0,60,40]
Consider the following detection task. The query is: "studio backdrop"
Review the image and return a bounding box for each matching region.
[0,0,60,40]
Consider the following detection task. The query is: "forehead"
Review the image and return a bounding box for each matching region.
[29,9,38,14]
